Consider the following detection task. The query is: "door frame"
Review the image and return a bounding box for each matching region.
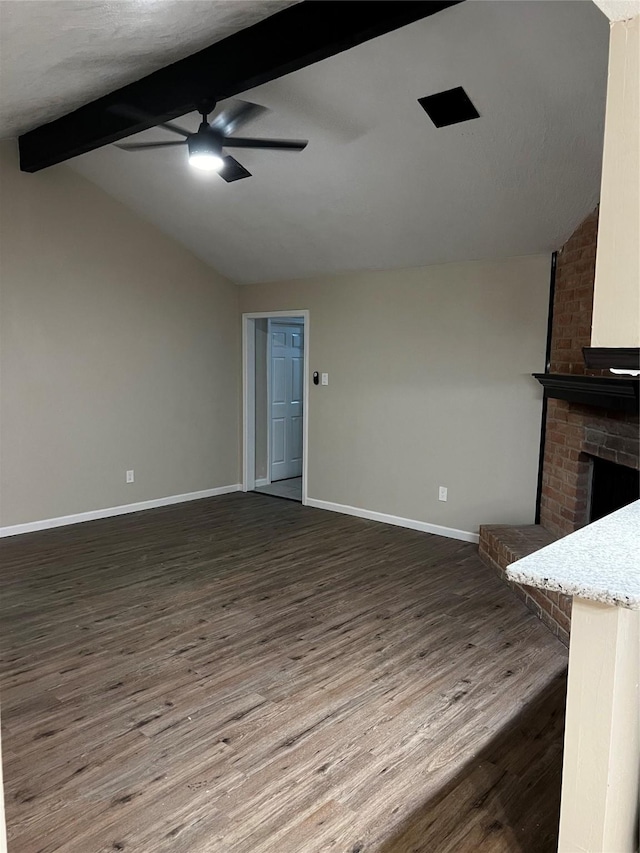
[267,317,305,486]
[242,310,309,504]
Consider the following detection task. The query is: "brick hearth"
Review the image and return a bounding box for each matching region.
[478,525,571,646]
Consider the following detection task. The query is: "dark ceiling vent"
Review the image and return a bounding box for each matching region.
[418,86,480,128]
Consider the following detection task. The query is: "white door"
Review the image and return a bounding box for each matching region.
[270,322,304,481]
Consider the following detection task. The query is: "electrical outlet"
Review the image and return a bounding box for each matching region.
[321,373,329,385]
[438,486,448,502]
[126,470,135,484]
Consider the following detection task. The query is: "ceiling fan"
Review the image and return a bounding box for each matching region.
[112,99,308,182]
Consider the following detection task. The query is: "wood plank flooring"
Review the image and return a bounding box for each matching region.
[0,493,568,852]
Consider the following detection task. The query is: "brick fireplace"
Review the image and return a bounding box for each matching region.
[479,208,640,645]
[541,401,638,536]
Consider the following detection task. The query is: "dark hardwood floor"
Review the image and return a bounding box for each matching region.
[0,493,567,852]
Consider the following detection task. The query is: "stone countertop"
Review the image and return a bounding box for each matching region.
[507,500,640,610]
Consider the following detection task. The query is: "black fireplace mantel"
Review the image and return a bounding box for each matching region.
[583,347,640,372]
[533,373,640,413]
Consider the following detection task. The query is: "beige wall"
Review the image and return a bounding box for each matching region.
[591,16,640,347]
[558,599,639,852]
[0,136,550,536]
[0,717,5,853]
[0,140,240,528]
[240,255,550,535]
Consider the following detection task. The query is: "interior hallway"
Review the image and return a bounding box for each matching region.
[0,494,567,852]
[255,477,303,502]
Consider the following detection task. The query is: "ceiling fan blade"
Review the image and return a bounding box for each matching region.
[211,100,267,135]
[115,140,186,151]
[222,137,308,151]
[156,121,191,138]
[109,104,192,138]
[219,155,252,183]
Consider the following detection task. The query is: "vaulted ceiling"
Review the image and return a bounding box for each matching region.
[2,1,609,283]
[0,0,298,138]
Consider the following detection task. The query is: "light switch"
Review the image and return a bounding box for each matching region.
[321,373,329,386]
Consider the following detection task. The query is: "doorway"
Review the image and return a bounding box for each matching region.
[242,311,309,504]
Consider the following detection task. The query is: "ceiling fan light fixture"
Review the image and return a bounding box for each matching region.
[113,100,308,184]
[188,152,224,172]
[187,132,223,172]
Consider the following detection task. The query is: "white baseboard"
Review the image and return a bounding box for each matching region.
[255,478,271,488]
[0,484,242,538]
[305,497,479,544]
[0,487,478,545]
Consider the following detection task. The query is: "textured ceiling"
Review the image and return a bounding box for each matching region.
[4,1,610,284]
[592,0,640,20]
[0,0,298,137]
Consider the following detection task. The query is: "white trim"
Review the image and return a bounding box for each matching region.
[302,316,309,507]
[242,310,309,506]
[266,318,272,485]
[243,311,310,318]
[255,478,271,488]
[243,318,257,493]
[305,497,479,544]
[0,484,241,538]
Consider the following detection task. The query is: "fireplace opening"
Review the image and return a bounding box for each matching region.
[588,456,640,523]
